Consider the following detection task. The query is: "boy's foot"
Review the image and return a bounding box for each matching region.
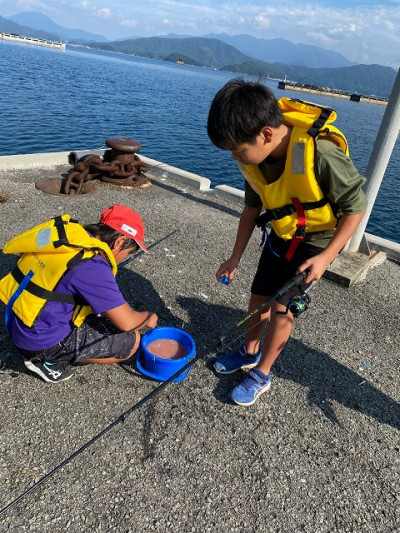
[214,344,261,374]
[24,360,75,383]
[230,368,271,406]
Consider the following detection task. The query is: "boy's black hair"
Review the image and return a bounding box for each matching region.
[207,78,283,149]
[84,223,138,252]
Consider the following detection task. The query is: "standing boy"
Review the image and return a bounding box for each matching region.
[207,79,367,406]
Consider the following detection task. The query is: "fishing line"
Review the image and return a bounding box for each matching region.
[0,270,308,517]
[119,229,179,268]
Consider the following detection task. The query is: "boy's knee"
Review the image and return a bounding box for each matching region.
[128,330,141,358]
[112,330,140,363]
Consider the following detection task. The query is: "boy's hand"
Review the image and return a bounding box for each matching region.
[298,212,366,284]
[145,312,158,329]
[216,258,238,284]
[297,252,331,283]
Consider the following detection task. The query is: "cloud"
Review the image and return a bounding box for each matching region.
[96,7,111,19]
[119,17,139,28]
[327,22,361,40]
[8,0,48,9]
[254,14,270,29]
[307,32,335,47]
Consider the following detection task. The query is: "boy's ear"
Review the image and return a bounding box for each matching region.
[260,127,273,143]
[112,235,126,250]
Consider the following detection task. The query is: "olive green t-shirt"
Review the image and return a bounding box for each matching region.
[244,139,367,248]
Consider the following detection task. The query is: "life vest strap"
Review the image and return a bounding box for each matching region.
[307,107,333,138]
[255,197,328,228]
[11,266,86,305]
[5,269,34,330]
[53,215,70,248]
[285,198,306,261]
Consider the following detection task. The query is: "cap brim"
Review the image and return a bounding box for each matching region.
[136,241,149,253]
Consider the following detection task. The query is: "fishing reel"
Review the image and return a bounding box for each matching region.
[286,293,311,317]
[276,292,311,317]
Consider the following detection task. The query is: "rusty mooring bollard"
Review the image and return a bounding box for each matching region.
[60,137,150,195]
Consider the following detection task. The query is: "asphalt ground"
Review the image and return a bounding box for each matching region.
[0,163,398,533]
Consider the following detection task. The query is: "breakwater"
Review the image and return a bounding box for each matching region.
[0,32,65,50]
[277,81,388,106]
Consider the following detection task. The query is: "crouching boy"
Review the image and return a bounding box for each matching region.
[0,204,158,383]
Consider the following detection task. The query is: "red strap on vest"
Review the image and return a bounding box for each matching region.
[285,197,306,261]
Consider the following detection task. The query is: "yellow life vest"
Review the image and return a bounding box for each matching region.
[241,97,349,242]
[0,215,117,328]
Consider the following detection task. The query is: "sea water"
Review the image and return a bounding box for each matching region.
[0,40,399,243]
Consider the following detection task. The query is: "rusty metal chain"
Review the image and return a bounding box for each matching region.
[63,137,149,195]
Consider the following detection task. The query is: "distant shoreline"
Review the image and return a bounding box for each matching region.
[277,81,388,106]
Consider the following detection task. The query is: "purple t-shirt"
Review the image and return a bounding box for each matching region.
[8,255,126,351]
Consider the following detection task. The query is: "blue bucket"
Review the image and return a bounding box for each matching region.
[137,327,196,382]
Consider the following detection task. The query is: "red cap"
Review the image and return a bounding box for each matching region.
[100,204,148,252]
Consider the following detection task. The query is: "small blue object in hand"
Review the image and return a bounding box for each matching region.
[219,275,229,285]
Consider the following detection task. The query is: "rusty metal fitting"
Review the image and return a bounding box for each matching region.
[56,137,150,195]
[105,137,142,153]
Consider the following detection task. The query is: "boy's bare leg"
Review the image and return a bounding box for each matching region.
[244,294,294,374]
[244,293,271,354]
[257,300,294,376]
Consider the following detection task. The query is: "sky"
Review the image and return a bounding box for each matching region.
[1,0,399,68]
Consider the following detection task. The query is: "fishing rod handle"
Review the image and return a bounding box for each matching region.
[275,270,308,299]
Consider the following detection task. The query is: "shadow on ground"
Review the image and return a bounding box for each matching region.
[178,295,400,432]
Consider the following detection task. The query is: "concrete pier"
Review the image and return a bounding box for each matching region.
[0,152,398,532]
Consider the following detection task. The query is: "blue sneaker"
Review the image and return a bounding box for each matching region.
[230,368,271,406]
[214,344,261,374]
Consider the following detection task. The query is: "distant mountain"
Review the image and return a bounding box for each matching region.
[6,11,108,42]
[223,60,396,98]
[288,63,396,97]
[89,36,395,97]
[203,33,355,69]
[0,14,62,41]
[90,36,251,69]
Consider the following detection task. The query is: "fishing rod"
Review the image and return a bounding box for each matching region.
[0,270,308,517]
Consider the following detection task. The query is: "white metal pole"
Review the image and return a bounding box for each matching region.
[348,68,400,253]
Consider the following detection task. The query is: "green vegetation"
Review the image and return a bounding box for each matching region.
[91,37,250,69]
[89,37,396,97]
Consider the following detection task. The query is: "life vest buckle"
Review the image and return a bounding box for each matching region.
[293,223,306,240]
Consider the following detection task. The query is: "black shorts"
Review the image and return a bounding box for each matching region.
[251,231,322,304]
[18,315,137,364]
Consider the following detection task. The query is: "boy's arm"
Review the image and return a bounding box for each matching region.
[106,304,158,331]
[298,211,366,283]
[216,204,262,282]
[298,142,367,283]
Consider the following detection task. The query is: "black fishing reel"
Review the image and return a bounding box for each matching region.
[286,293,311,317]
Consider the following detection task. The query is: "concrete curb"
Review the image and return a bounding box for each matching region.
[214,184,245,203]
[366,232,400,263]
[140,155,212,192]
[0,151,71,169]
